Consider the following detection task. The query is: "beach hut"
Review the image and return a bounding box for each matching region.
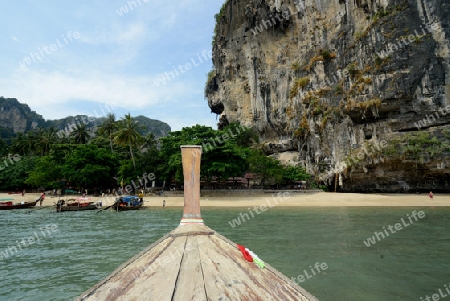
[76,145,318,301]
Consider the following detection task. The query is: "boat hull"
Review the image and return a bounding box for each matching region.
[56,204,99,212]
[0,201,38,210]
[112,203,143,211]
[55,198,99,212]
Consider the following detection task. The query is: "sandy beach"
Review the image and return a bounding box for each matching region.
[1,191,449,208]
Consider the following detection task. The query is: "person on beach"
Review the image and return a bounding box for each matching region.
[429,191,433,199]
[40,192,45,206]
[138,190,144,203]
[163,200,165,208]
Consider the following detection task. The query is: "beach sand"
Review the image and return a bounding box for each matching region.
[1,191,449,208]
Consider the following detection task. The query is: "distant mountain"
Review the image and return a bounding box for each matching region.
[134,115,171,137]
[0,97,171,140]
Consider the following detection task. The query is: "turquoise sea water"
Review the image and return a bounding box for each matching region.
[0,206,449,301]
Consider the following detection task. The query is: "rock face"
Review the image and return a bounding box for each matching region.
[0,97,46,136]
[206,0,450,192]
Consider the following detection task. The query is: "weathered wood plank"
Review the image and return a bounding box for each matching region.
[170,224,213,237]
[122,235,188,300]
[197,234,266,300]
[172,236,208,301]
[213,232,318,301]
[198,234,314,301]
[78,235,174,301]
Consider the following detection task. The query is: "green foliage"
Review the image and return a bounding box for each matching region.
[205,69,216,95]
[97,113,118,152]
[225,123,259,147]
[25,156,62,188]
[334,84,343,95]
[0,155,37,190]
[0,127,15,140]
[319,49,336,61]
[347,63,360,78]
[290,77,310,99]
[247,151,313,187]
[70,123,90,144]
[291,61,300,71]
[159,124,249,183]
[382,131,450,161]
[212,1,228,45]
[61,145,119,189]
[113,113,144,168]
[0,139,8,157]
[282,165,310,182]
[248,149,284,186]
[372,9,390,23]
[1,117,313,192]
[319,185,328,191]
[374,55,382,67]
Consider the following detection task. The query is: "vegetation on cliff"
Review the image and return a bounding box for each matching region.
[206,0,450,191]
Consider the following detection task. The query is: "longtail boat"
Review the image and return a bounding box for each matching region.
[56,198,99,212]
[0,198,39,210]
[110,196,143,211]
[76,145,319,300]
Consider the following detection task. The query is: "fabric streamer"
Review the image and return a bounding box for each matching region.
[236,244,265,269]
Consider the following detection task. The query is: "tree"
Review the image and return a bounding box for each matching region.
[113,113,143,168]
[11,132,36,156]
[159,124,248,183]
[97,113,117,152]
[35,128,57,156]
[61,144,119,189]
[0,156,37,190]
[70,123,90,144]
[282,165,310,184]
[26,155,62,189]
[248,149,284,187]
[0,138,8,157]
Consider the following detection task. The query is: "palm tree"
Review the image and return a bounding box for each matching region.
[11,132,36,155]
[114,113,143,168]
[35,128,57,156]
[139,132,157,153]
[97,113,117,152]
[0,138,7,157]
[70,124,90,144]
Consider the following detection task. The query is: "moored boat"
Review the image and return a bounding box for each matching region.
[56,198,100,212]
[0,198,39,210]
[111,196,143,211]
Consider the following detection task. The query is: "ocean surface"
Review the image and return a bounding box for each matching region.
[0,205,449,301]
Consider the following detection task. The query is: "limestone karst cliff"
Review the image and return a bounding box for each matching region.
[206,0,450,192]
[0,97,171,139]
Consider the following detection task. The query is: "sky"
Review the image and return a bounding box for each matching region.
[0,0,225,131]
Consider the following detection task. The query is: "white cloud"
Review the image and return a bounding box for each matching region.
[0,0,223,131]
[0,67,196,117]
[79,22,147,45]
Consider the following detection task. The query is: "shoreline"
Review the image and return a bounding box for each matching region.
[1,192,449,208]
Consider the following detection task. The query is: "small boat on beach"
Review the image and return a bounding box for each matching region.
[111,196,143,211]
[0,198,39,210]
[56,198,100,212]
